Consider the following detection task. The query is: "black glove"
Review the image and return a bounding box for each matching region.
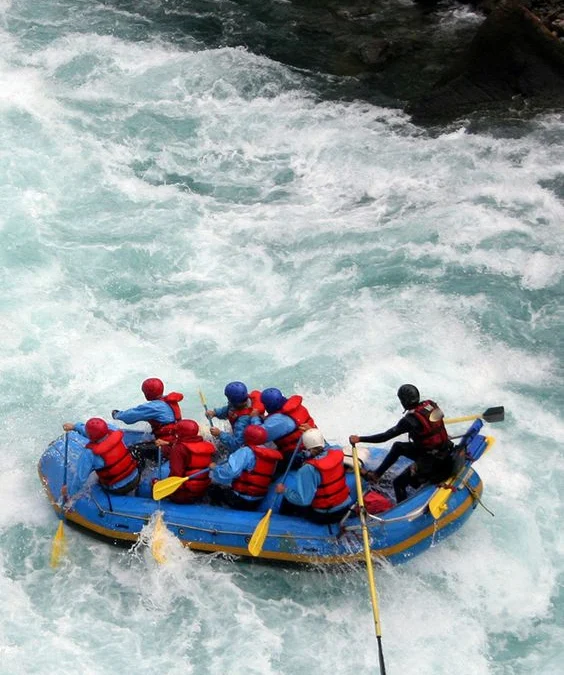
[111,409,119,419]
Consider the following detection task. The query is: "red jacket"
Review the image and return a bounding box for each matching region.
[168,436,214,504]
[227,390,265,425]
[273,395,316,456]
[87,430,138,487]
[409,400,450,451]
[149,392,184,443]
[232,445,283,498]
[305,449,350,510]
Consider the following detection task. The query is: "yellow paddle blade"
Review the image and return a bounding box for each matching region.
[50,520,67,568]
[151,513,168,564]
[248,508,272,557]
[484,436,496,456]
[152,475,188,501]
[429,482,454,519]
[198,389,207,407]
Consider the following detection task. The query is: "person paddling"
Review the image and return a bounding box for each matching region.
[62,418,139,497]
[157,420,215,504]
[259,387,317,469]
[349,384,455,503]
[205,381,264,453]
[276,428,352,524]
[111,378,184,459]
[208,425,283,511]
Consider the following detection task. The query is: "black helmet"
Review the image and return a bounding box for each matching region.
[397,384,420,409]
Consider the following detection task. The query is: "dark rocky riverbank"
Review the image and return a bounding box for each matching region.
[275,0,564,122]
[110,0,564,123]
[408,0,564,122]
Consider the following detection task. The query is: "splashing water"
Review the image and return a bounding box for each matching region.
[0,0,563,673]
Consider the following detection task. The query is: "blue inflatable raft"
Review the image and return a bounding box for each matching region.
[38,420,494,565]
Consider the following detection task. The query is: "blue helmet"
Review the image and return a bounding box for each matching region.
[224,381,248,404]
[261,387,287,413]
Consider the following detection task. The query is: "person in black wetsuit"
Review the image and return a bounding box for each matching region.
[349,384,455,503]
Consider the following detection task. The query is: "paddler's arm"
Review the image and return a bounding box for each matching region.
[349,416,418,445]
[112,400,173,425]
[210,446,255,485]
[262,414,296,443]
[276,464,320,507]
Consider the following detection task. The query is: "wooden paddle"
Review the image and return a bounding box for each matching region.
[442,406,504,425]
[351,443,387,674]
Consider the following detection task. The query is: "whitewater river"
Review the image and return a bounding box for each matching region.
[0,0,563,673]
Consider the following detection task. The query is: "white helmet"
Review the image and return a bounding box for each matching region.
[302,428,325,450]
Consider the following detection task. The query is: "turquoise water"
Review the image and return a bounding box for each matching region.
[0,1,563,673]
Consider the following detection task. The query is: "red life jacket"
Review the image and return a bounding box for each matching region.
[87,430,138,487]
[409,400,450,451]
[306,449,350,510]
[170,438,215,501]
[227,390,265,425]
[232,445,283,498]
[273,395,316,456]
[149,392,184,442]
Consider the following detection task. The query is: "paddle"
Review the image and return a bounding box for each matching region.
[442,406,504,425]
[248,438,302,557]
[351,443,386,674]
[429,407,503,519]
[199,389,214,423]
[150,512,168,564]
[50,432,69,568]
[428,474,460,520]
[428,431,497,519]
[152,467,211,501]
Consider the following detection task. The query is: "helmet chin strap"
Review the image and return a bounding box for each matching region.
[308,446,324,458]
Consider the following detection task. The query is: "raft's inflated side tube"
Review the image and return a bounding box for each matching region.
[342,446,371,470]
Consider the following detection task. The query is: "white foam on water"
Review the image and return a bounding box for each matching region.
[0,3,562,674]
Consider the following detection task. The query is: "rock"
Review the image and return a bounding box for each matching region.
[357,38,394,66]
[408,0,564,123]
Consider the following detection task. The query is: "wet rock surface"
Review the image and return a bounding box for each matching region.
[409,0,564,122]
[109,0,564,122]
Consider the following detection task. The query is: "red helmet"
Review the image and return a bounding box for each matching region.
[85,418,109,442]
[175,419,200,439]
[244,425,268,446]
[141,378,164,400]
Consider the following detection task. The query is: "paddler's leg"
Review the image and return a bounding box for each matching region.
[392,465,423,503]
[370,441,419,481]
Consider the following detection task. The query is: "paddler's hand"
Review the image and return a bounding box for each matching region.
[275,483,286,494]
[111,410,120,419]
[210,427,221,438]
[349,435,360,445]
[205,409,216,420]
[298,423,312,432]
[155,439,169,447]
[62,423,74,432]
[209,462,216,470]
